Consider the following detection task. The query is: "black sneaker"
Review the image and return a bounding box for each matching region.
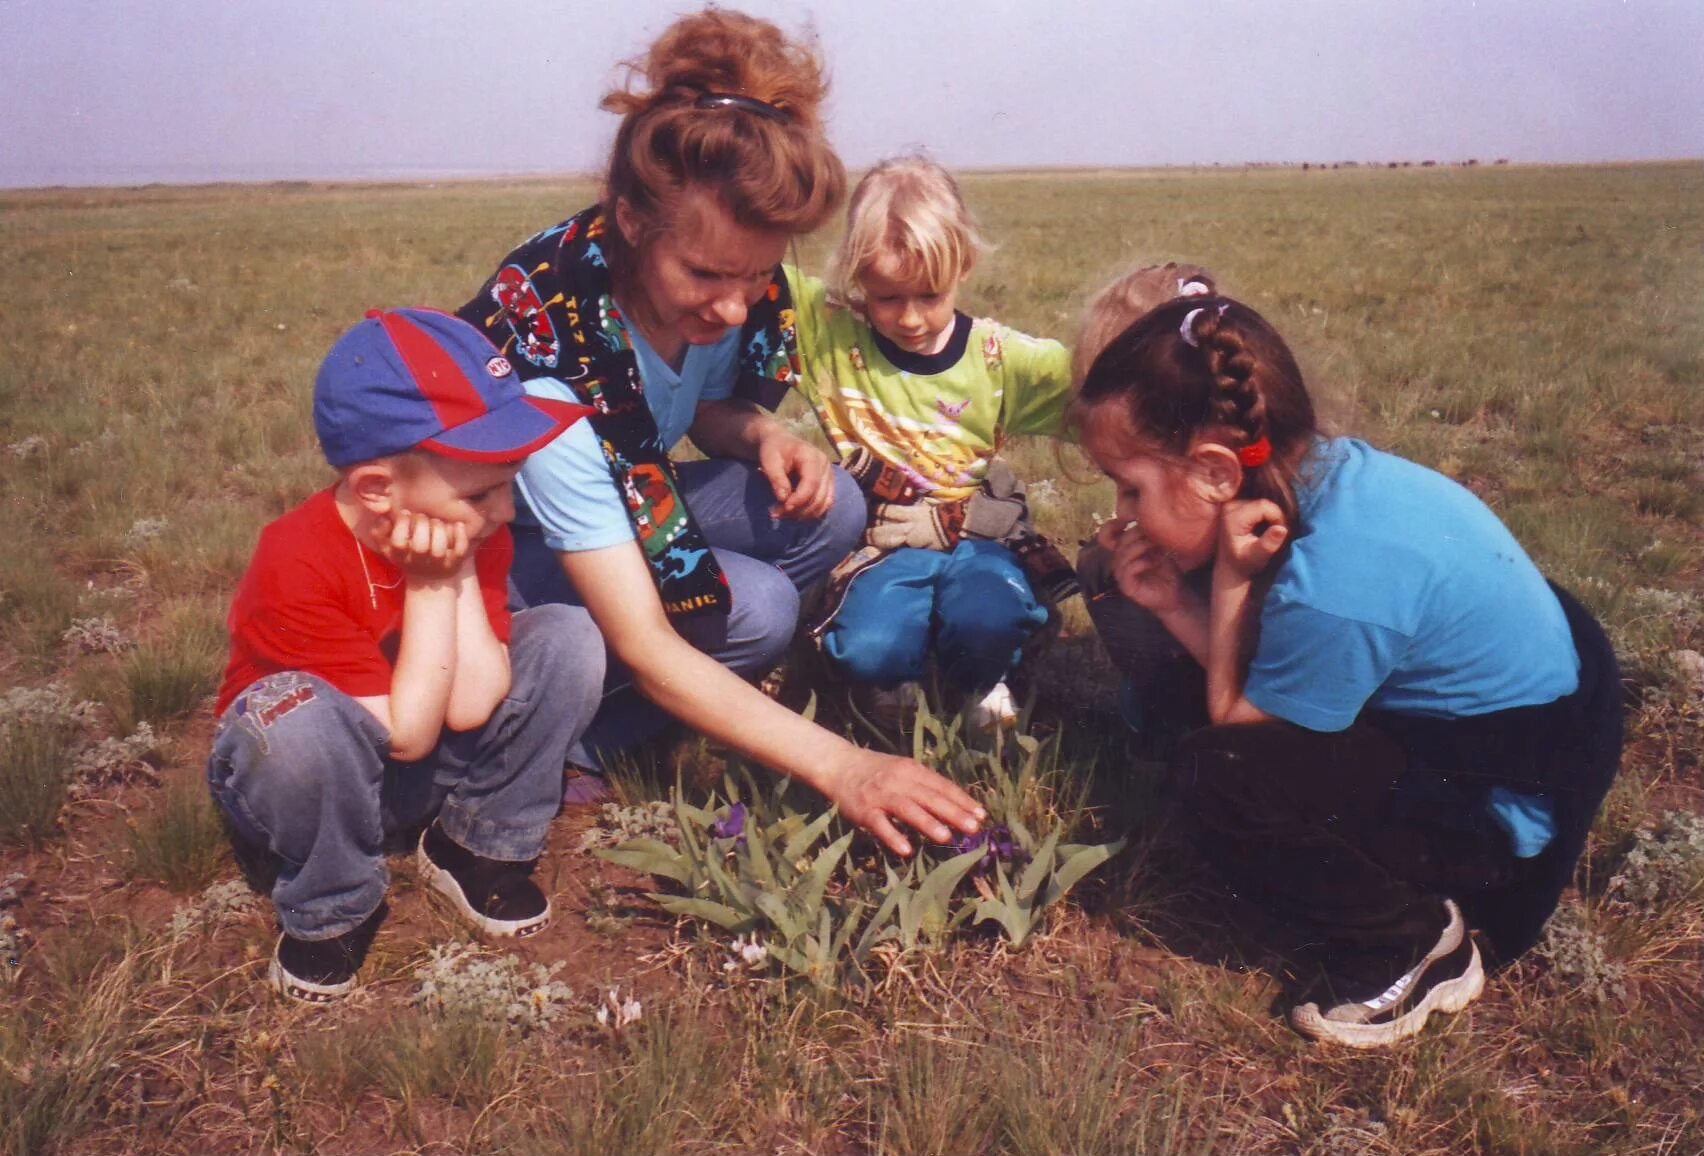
[1291,898,1485,1047]
[271,915,379,1003]
[417,822,550,938]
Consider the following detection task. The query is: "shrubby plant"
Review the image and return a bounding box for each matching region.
[0,683,101,732]
[1609,809,1704,912]
[1537,898,1627,1002]
[61,617,134,655]
[0,873,25,982]
[5,434,47,459]
[575,800,678,852]
[167,877,259,941]
[71,723,158,791]
[121,517,170,547]
[414,943,575,1032]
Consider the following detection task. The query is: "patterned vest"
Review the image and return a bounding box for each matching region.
[459,207,802,619]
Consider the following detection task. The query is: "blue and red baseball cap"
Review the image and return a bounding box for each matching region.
[313,308,591,467]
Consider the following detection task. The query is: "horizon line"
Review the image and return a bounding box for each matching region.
[4,156,1701,195]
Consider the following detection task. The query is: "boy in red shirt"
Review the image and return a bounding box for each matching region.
[209,308,594,1001]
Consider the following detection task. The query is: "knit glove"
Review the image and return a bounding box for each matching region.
[843,446,918,504]
[866,501,966,551]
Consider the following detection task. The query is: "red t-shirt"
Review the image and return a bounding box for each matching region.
[216,487,514,715]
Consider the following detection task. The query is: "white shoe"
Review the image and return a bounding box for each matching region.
[1291,899,1486,1047]
[971,682,1019,731]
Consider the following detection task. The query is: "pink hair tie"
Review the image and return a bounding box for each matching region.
[1237,436,1272,468]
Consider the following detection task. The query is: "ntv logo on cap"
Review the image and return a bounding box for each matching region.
[486,356,513,378]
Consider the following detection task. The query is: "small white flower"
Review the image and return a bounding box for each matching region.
[597,985,643,1029]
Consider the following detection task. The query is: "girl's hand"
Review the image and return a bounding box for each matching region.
[1097,519,1187,613]
[825,748,985,858]
[758,430,835,521]
[1218,499,1288,580]
[371,511,472,581]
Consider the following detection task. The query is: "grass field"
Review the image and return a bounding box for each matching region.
[1,162,1701,1154]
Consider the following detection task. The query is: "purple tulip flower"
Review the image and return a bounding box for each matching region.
[710,802,747,846]
[950,823,1020,877]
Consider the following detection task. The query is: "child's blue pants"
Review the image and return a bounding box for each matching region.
[821,540,1047,692]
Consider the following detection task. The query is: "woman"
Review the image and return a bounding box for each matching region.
[457,9,982,856]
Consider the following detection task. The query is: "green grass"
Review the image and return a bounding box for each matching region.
[0,163,1700,1153]
[0,718,76,847]
[115,609,225,732]
[127,773,229,893]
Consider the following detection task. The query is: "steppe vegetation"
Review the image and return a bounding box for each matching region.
[1,162,1701,1153]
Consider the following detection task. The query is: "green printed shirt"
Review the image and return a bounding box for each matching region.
[785,267,1072,501]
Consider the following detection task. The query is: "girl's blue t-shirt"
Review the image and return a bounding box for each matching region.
[1245,437,1579,733]
[511,325,740,552]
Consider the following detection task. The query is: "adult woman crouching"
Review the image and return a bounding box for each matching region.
[457,9,983,856]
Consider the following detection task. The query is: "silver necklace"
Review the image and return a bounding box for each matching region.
[352,530,403,610]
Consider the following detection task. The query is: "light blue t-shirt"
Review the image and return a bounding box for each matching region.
[513,324,740,552]
[1245,438,1580,733]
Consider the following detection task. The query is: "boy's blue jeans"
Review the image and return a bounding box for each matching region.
[205,604,603,941]
[821,540,1048,693]
[508,458,865,764]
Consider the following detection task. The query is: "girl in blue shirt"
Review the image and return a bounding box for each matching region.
[1075,289,1622,1047]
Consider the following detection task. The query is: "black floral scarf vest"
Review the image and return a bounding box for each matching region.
[459,207,802,619]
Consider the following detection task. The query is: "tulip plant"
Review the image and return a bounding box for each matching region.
[598,693,1124,988]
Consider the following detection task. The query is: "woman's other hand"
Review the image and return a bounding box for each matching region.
[758,428,835,520]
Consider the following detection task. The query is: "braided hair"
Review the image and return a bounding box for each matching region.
[1076,294,1318,529]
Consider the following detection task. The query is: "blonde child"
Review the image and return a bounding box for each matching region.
[787,156,1077,727]
[1073,263,1218,746]
[1073,286,1622,1046]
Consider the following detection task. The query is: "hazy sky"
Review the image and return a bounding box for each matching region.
[3,0,1701,188]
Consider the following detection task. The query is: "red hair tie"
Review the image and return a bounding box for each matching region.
[1237,436,1272,468]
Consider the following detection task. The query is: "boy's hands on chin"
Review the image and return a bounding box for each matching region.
[825,748,985,858]
[370,511,474,582]
[1098,519,1187,613]
[1217,499,1288,581]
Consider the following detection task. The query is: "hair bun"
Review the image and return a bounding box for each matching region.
[604,9,827,128]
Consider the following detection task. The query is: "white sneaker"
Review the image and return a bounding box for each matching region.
[971,681,1019,731]
[1290,899,1485,1047]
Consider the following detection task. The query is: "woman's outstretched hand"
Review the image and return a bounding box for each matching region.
[824,748,985,858]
